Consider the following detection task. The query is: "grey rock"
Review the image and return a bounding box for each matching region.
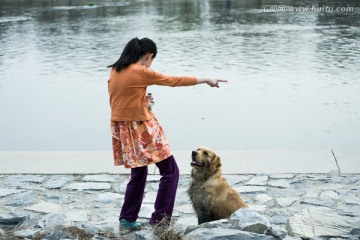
[344,197,360,205]
[283,237,302,240]
[44,175,74,189]
[229,208,271,234]
[268,180,291,188]
[95,192,122,204]
[82,174,117,182]
[175,204,194,214]
[43,229,73,240]
[178,177,190,186]
[235,186,267,194]
[319,190,340,200]
[300,198,335,207]
[247,176,269,186]
[138,204,154,219]
[184,219,229,235]
[321,184,346,190]
[175,215,198,227]
[25,201,62,214]
[270,225,288,238]
[249,205,267,212]
[269,215,288,225]
[254,194,273,204]
[352,228,360,238]
[64,182,111,191]
[269,174,295,179]
[14,228,41,238]
[149,182,159,191]
[4,191,37,206]
[37,213,72,233]
[176,188,191,203]
[112,182,127,193]
[146,175,161,182]
[225,175,252,185]
[286,207,352,238]
[143,191,157,203]
[271,188,304,198]
[80,223,99,235]
[15,214,41,230]
[184,227,275,240]
[4,175,46,187]
[276,197,299,207]
[92,234,109,240]
[60,195,77,204]
[0,188,24,197]
[66,210,89,222]
[135,229,157,240]
[0,212,28,225]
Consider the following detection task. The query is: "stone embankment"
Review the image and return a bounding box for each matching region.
[0,173,359,239]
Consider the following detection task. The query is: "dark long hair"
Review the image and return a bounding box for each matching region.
[107,37,157,72]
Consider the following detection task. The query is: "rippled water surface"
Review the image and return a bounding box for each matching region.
[1,0,359,151]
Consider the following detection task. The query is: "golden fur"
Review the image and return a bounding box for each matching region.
[187,146,248,224]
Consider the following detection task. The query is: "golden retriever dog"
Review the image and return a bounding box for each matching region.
[187,146,248,225]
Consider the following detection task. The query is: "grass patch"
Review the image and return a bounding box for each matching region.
[152,218,184,240]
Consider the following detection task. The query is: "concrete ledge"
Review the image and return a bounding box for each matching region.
[0,150,345,174]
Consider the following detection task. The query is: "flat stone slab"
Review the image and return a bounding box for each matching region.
[254,194,273,204]
[65,210,89,222]
[25,201,62,214]
[82,174,117,182]
[143,191,157,203]
[269,174,295,179]
[3,175,47,187]
[246,176,268,186]
[184,228,275,240]
[276,197,299,207]
[175,204,194,214]
[95,192,122,204]
[43,175,74,189]
[268,179,291,188]
[287,207,352,238]
[235,186,267,194]
[176,215,198,227]
[0,188,24,197]
[64,182,111,191]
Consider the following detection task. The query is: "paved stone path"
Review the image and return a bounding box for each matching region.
[0,173,359,239]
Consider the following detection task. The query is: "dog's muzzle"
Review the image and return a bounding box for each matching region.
[191,151,205,167]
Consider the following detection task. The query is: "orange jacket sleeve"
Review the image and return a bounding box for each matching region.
[143,67,197,87]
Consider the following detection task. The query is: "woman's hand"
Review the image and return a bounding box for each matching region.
[197,77,228,88]
[146,93,155,110]
[206,79,228,88]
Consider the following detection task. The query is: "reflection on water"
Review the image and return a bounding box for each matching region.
[0,0,359,151]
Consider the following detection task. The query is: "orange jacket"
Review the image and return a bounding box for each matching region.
[108,63,197,121]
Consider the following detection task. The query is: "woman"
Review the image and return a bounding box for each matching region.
[107,37,226,230]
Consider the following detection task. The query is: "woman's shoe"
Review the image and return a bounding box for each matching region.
[119,219,143,231]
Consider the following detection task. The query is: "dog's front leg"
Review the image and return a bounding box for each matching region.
[197,208,212,225]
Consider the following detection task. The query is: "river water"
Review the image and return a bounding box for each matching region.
[0,0,359,151]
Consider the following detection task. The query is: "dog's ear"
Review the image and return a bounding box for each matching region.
[209,155,222,172]
[215,155,222,169]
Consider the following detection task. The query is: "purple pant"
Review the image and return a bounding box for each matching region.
[119,155,179,225]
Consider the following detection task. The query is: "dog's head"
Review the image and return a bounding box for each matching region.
[191,146,222,174]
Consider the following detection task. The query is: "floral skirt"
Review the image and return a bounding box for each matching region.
[111,117,172,168]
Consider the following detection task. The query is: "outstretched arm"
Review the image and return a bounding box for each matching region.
[196,77,228,88]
